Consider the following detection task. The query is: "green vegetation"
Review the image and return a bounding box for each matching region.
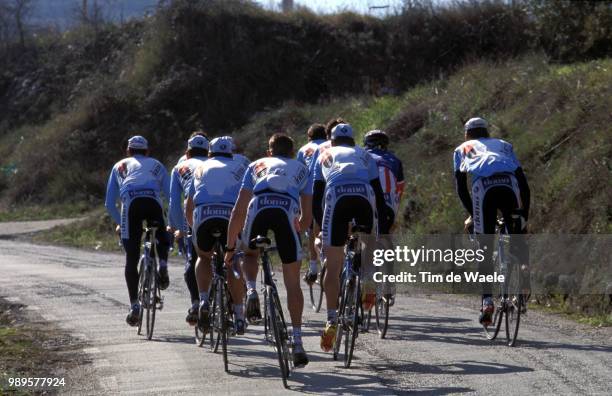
[0,202,92,222]
[31,208,120,251]
[240,55,612,234]
[1,0,610,206]
[0,300,85,394]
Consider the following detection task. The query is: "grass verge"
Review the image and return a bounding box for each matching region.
[0,299,92,394]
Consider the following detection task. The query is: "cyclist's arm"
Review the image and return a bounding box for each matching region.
[185,195,195,229]
[227,188,253,249]
[397,159,406,202]
[160,165,171,204]
[514,167,530,220]
[370,177,388,230]
[299,194,313,231]
[454,171,473,215]
[313,180,325,228]
[168,168,184,230]
[104,169,121,225]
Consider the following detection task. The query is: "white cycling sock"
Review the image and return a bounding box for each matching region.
[233,304,245,320]
[309,260,318,273]
[247,281,257,291]
[199,292,209,304]
[327,309,337,323]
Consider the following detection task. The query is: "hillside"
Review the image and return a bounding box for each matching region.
[2,0,610,209]
[32,55,612,251]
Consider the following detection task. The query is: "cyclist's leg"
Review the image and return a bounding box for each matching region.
[241,206,264,323]
[194,218,217,299]
[122,198,146,305]
[213,217,246,324]
[353,197,376,310]
[184,232,200,304]
[321,196,350,316]
[498,184,530,297]
[306,221,319,276]
[272,207,304,334]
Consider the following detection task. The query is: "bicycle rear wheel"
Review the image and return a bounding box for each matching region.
[344,276,360,368]
[268,286,290,388]
[309,266,325,313]
[218,280,229,371]
[375,294,390,339]
[505,263,522,346]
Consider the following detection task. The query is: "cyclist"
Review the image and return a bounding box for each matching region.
[168,134,209,326]
[454,117,530,325]
[304,117,346,283]
[312,123,388,352]
[364,129,405,305]
[224,133,312,368]
[104,135,171,327]
[185,136,249,334]
[296,123,327,284]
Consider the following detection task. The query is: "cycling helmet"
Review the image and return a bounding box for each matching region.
[464,117,488,132]
[209,136,233,154]
[364,129,389,149]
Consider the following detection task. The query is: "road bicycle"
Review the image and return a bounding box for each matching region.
[480,217,527,347]
[333,224,367,368]
[251,235,292,389]
[307,231,325,313]
[136,220,164,340]
[193,230,241,373]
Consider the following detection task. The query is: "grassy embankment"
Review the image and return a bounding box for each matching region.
[31,54,612,323]
[36,54,612,243]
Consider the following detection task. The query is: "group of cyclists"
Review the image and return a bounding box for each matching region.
[105,115,529,367]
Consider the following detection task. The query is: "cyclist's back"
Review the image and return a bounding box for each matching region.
[364,130,405,233]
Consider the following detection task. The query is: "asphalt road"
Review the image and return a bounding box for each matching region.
[0,234,610,395]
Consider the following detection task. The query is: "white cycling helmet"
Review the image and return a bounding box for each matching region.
[464,117,488,132]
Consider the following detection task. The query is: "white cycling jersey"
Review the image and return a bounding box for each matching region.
[453,138,520,182]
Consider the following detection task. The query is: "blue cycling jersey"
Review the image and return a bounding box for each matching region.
[233,153,251,169]
[313,144,379,190]
[367,147,405,213]
[188,156,248,206]
[297,139,326,169]
[241,156,312,201]
[168,156,207,229]
[104,155,170,226]
[453,138,520,182]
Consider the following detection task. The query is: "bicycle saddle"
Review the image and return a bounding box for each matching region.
[211,229,222,238]
[146,220,161,228]
[249,235,272,249]
[351,224,368,233]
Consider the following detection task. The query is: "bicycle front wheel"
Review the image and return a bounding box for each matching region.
[146,263,158,340]
[333,276,348,362]
[344,276,360,368]
[505,263,522,346]
[268,286,290,388]
[375,294,390,339]
[309,266,325,313]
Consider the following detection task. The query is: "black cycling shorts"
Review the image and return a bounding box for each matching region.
[195,218,228,253]
[244,207,301,264]
[324,195,374,247]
